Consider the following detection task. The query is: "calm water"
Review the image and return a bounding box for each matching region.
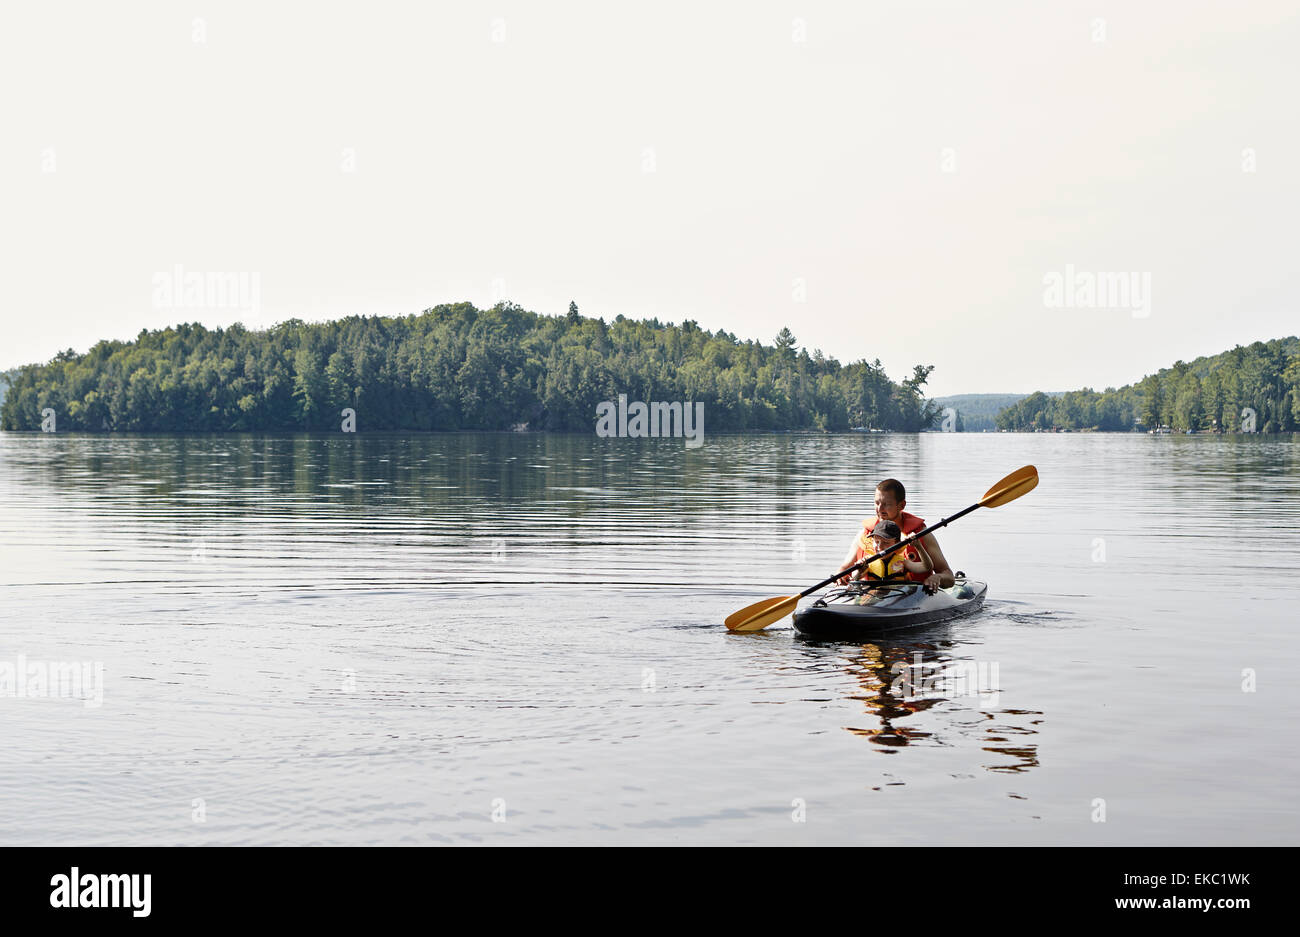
[1,431,1296,845]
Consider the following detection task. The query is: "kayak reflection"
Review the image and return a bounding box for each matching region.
[798,638,1043,773]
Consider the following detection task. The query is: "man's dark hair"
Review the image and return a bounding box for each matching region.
[876,478,906,503]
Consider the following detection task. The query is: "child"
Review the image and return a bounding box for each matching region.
[853,520,933,600]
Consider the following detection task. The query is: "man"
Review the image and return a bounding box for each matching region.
[837,478,955,590]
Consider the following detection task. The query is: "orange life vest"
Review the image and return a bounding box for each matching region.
[852,512,927,582]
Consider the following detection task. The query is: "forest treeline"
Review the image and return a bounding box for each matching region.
[0,303,941,433]
[995,337,1300,432]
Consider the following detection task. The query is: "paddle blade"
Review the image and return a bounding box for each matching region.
[980,464,1039,508]
[725,595,799,632]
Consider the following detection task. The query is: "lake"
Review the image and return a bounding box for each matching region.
[0,431,1296,844]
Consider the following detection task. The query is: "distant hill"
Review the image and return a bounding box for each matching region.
[930,393,1062,432]
[0,305,941,433]
[994,337,1300,432]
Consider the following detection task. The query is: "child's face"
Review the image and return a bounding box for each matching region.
[872,535,898,552]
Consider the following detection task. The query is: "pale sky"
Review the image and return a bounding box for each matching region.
[3,1,1297,396]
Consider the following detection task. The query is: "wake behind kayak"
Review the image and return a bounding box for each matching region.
[792,576,987,641]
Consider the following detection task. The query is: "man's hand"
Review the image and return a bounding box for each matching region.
[921,572,943,593]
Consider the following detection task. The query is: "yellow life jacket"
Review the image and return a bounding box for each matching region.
[854,512,927,582]
[865,550,907,580]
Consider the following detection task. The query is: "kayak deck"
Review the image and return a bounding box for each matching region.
[792,577,988,640]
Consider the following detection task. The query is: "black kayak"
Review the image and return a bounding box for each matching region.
[792,576,988,640]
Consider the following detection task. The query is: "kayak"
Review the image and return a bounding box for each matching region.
[792,576,987,640]
[793,577,987,640]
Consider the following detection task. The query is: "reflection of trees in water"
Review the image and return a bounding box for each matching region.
[832,639,1042,774]
[9,432,828,519]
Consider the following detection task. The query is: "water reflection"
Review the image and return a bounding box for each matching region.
[797,635,1043,774]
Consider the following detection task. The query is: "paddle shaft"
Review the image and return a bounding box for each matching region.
[797,503,982,598]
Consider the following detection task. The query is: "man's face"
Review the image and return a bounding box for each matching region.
[874,487,904,522]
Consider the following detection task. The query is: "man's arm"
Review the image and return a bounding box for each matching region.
[919,532,954,589]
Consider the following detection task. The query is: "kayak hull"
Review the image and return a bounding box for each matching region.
[792,578,988,640]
